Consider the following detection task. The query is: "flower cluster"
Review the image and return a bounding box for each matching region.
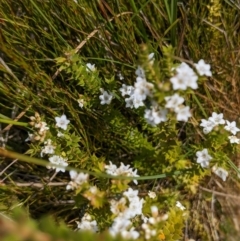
[40,139,55,157]
[120,67,154,109]
[105,161,139,185]
[200,112,240,141]
[109,188,144,239]
[141,206,168,240]
[66,170,89,190]
[47,155,68,173]
[77,213,98,232]
[28,112,49,142]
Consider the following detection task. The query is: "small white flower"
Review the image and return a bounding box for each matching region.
[99,89,113,105]
[119,84,129,97]
[148,191,157,199]
[125,96,134,108]
[40,139,55,157]
[127,86,135,96]
[228,135,240,144]
[38,121,49,134]
[77,213,98,232]
[128,197,144,217]
[224,120,240,135]
[122,227,140,240]
[134,77,154,100]
[66,170,89,190]
[150,206,158,216]
[118,72,124,80]
[25,132,34,142]
[86,63,96,72]
[194,59,212,77]
[123,188,139,201]
[196,148,212,168]
[170,63,198,90]
[77,99,84,108]
[144,107,168,126]
[57,131,64,137]
[176,201,186,210]
[175,105,191,122]
[110,197,127,215]
[165,93,184,111]
[212,166,228,181]
[48,155,68,173]
[55,114,70,130]
[135,66,145,78]
[105,161,118,175]
[209,112,225,125]
[200,119,216,134]
[148,52,155,65]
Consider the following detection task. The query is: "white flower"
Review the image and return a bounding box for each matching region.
[48,155,68,173]
[175,106,191,122]
[144,107,168,126]
[224,121,240,135]
[25,132,34,142]
[105,161,118,175]
[196,148,212,168]
[99,89,113,105]
[77,213,98,232]
[125,94,144,109]
[212,166,228,181]
[37,121,49,134]
[148,191,156,199]
[148,52,155,66]
[200,119,216,134]
[134,77,154,100]
[176,201,186,210]
[228,135,240,144]
[125,96,134,108]
[194,59,212,77]
[135,66,145,78]
[55,114,70,130]
[122,227,140,240]
[40,139,55,157]
[105,162,139,185]
[170,63,198,90]
[150,206,158,216]
[208,112,225,125]
[110,197,127,215]
[57,131,64,137]
[123,188,139,201]
[127,86,135,96]
[66,170,89,190]
[77,99,84,108]
[128,197,144,217]
[119,84,129,97]
[165,93,184,111]
[109,217,131,237]
[86,63,96,72]
[118,72,124,80]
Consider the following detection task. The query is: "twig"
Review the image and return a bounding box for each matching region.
[1,181,67,188]
[1,105,31,134]
[0,159,18,176]
[199,186,240,200]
